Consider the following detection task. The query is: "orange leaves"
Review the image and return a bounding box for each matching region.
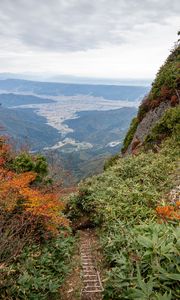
[0,171,37,211]
[2,171,36,189]
[156,202,180,221]
[23,188,68,230]
[156,205,174,218]
[0,135,68,233]
[0,157,5,166]
[12,172,36,188]
[0,169,68,231]
[176,201,180,207]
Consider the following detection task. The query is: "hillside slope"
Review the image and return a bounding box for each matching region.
[68,42,180,299]
[122,42,180,154]
[0,106,61,150]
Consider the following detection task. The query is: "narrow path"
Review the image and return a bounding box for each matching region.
[80,230,103,300]
[59,229,103,300]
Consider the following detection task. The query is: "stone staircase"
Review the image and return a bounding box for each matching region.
[80,231,103,300]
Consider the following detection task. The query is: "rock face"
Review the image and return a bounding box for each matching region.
[123,41,180,155]
[127,100,171,154]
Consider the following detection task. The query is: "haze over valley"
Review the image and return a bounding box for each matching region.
[0,0,179,298]
[0,78,148,180]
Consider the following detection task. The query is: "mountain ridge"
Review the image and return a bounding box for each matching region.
[0,78,149,100]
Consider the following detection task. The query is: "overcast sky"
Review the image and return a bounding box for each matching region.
[0,0,179,80]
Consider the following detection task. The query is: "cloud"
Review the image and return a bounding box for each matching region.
[0,0,180,52]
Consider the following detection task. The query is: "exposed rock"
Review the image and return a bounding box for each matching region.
[126,100,171,154]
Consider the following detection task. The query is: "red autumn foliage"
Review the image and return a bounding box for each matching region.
[156,202,180,222]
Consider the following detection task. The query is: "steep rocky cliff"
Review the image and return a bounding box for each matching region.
[122,41,180,154]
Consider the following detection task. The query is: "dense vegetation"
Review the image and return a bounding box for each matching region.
[122,41,180,153]
[67,39,180,298]
[68,122,180,299]
[145,106,180,145]
[0,137,74,299]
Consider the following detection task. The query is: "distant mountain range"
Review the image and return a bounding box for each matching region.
[0,79,148,181]
[0,73,152,86]
[0,78,148,100]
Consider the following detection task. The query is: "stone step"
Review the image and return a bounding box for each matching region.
[80,231,103,299]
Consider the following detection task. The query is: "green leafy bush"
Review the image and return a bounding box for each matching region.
[103,223,180,299]
[145,106,180,145]
[0,231,74,300]
[11,152,48,181]
[151,44,180,99]
[138,43,180,122]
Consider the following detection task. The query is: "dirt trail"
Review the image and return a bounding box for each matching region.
[60,229,103,300]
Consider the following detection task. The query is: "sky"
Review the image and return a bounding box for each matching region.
[0,0,179,81]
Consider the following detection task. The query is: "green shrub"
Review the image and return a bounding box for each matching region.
[136,43,180,122]
[145,106,180,145]
[11,152,48,181]
[121,117,139,153]
[151,44,180,99]
[0,231,74,300]
[103,223,180,299]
